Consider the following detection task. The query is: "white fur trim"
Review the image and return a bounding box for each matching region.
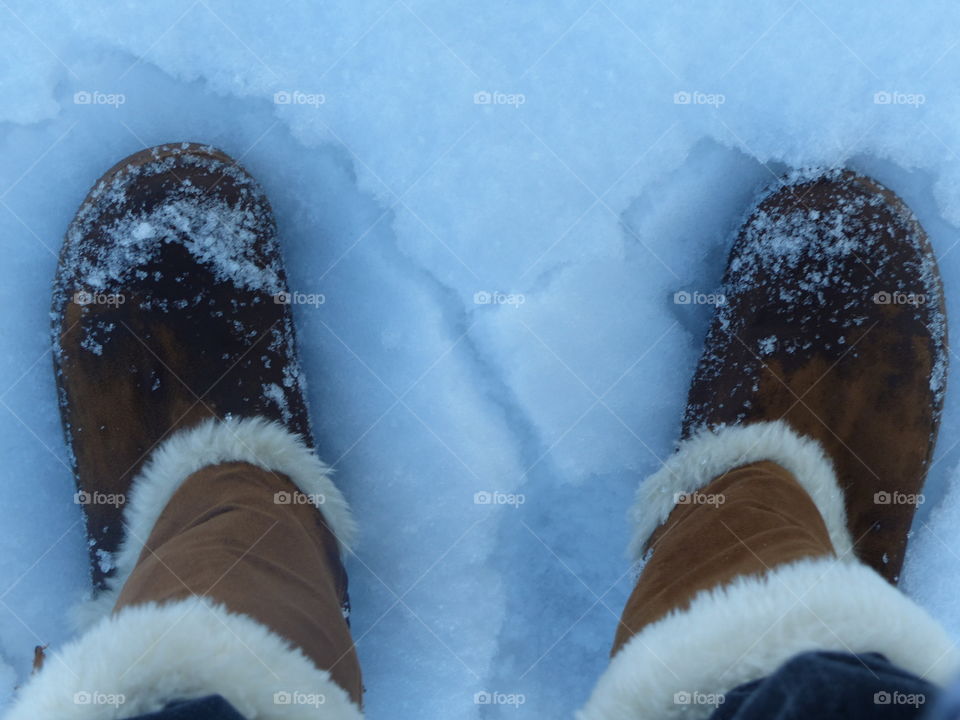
[73,416,356,629]
[629,421,853,561]
[579,556,959,720]
[6,598,363,719]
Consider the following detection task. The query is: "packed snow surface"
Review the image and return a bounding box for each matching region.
[4,2,960,718]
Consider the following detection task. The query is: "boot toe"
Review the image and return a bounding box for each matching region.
[56,142,283,303]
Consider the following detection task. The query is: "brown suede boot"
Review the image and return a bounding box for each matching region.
[53,143,317,589]
[682,171,947,583]
[5,144,365,719]
[579,172,956,720]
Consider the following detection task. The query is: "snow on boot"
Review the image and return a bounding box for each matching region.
[682,170,946,583]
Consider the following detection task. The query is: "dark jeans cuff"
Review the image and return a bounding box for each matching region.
[710,651,938,720]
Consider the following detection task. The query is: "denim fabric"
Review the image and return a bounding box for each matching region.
[709,651,937,720]
[120,694,247,720]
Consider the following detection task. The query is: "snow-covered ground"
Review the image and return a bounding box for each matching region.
[3,1,960,717]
